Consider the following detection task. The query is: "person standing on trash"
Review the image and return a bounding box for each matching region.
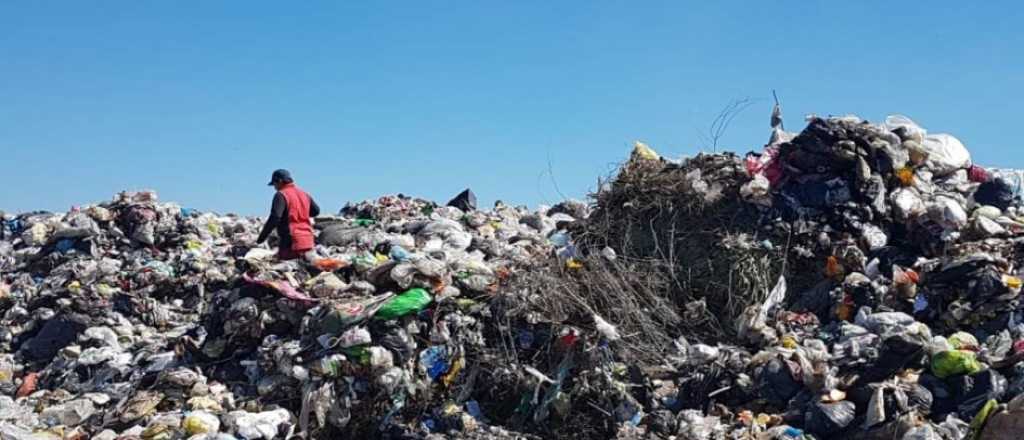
[257,169,320,260]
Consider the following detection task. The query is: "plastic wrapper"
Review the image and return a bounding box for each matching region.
[374,288,432,320]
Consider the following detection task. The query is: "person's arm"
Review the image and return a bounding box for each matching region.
[257,193,287,244]
[309,196,320,217]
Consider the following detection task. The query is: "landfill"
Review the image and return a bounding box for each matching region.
[1,111,1024,440]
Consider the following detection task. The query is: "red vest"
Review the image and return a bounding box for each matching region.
[278,184,315,251]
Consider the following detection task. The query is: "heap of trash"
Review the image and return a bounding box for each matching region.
[2,111,1024,440]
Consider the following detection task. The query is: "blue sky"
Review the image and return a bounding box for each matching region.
[2,1,1022,215]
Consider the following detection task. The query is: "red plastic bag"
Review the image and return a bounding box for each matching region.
[745,146,784,186]
[969,165,992,183]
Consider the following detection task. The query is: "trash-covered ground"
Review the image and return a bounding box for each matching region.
[2,112,1024,439]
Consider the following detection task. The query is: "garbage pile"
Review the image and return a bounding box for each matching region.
[0,190,592,439]
[575,112,1024,439]
[2,111,1024,440]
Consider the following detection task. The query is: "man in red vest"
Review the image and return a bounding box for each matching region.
[257,169,321,260]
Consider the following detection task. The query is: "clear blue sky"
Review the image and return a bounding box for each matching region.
[2,2,1022,215]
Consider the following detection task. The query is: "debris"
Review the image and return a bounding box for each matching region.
[2,112,1023,439]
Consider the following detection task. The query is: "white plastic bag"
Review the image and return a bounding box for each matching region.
[921,133,971,176]
[740,174,772,206]
[225,408,291,439]
[884,115,927,143]
[593,314,621,341]
[928,196,968,230]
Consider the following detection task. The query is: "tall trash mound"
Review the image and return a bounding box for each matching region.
[579,148,792,343]
[3,113,1024,439]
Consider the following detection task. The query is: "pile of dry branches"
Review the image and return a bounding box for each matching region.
[572,154,789,341]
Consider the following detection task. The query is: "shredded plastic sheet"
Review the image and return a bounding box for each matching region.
[242,273,318,304]
[758,275,787,325]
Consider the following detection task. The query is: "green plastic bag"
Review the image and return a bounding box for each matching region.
[932,350,983,378]
[374,288,432,320]
[969,399,998,440]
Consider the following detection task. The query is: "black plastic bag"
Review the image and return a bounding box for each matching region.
[446,189,477,212]
[804,400,855,436]
[919,374,956,419]
[782,178,852,209]
[948,369,1007,417]
[905,384,934,414]
[19,314,88,362]
[857,333,927,385]
[759,358,802,407]
[975,179,1016,210]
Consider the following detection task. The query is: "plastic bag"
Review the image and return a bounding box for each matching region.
[15,372,37,399]
[991,169,1024,198]
[593,313,621,341]
[760,358,801,406]
[902,425,943,440]
[948,332,980,351]
[968,399,998,439]
[317,292,394,334]
[336,326,372,348]
[980,395,1024,440]
[446,189,477,211]
[892,265,919,298]
[184,411,221,435]
[891,188,926,222]
[951,369,1006,417]
[975,178,1016,210]
[928,196,968,230]
[632,141,660,161]
[243,274,317,304]
[740,174,772,206]
[305,272,348,298]
[921,133,971,176]
[21,223,49,247]
[224,408,291,439]
[419,346,450,381]
[804,400,855,435]
[931,350,982,378]
[884,115,927,143]
[374,288,432,320]
[975,216,1007,237]
[39,399,95,426]
[862,224,889,250]
[312,258,347,272]
[367,346,394,369]
[855,310,915,336]
[745,146,783,185]
[676,410,720,440]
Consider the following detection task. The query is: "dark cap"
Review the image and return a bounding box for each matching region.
[268,169,293,186]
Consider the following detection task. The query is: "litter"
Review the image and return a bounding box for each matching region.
[2,111,1024,439]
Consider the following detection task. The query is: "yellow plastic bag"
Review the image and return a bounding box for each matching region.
[632,141,660,161]
[183,411,221,435]
[1005,275,1022,291]
[896,167,915,186]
